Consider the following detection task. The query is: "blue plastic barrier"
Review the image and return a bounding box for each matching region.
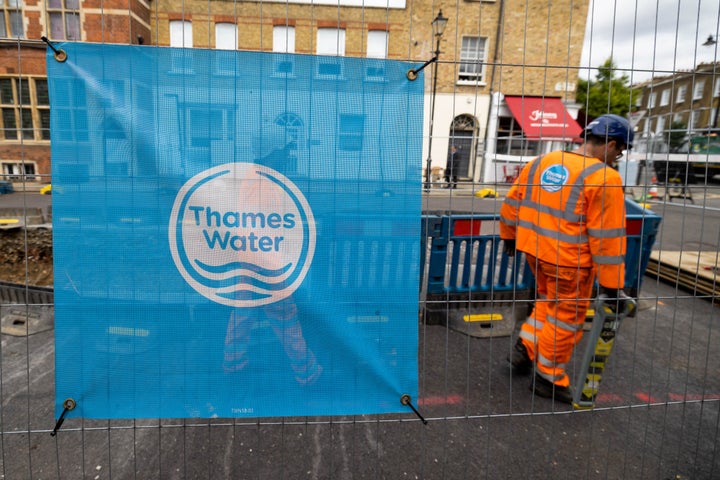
[420,199,662,335]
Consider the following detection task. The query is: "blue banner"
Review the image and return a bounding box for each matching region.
[49,44,423,419]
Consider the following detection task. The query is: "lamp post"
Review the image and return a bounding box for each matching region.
[702,35,718,130]
[423,10,448,190]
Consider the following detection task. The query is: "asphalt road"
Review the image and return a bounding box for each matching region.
[1,187,720,478]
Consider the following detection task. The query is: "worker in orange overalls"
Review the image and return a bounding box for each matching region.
[500,114,633,403]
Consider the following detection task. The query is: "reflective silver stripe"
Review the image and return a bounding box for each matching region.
[523,157,543,203]
[537,369,565,383]
[564,162,607,215]
[504,197,521,208]
[592,254,625,265]
[519,330,537,344]
[587,227,626,238]
[517,198,586,223]
[526,318,543,330]
[521,157,610,228]
[537,353,566,370]
[546,314,584,332]
[518,219,588,244]
[500,216,518,227]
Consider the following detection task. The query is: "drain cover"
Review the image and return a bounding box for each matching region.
[1,305,54,336]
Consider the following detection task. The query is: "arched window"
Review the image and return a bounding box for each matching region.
[448,115,477,179]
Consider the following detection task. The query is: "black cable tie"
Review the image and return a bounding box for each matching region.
[50,398,76,436]
[400,394,428,424]
[41,36,67,63]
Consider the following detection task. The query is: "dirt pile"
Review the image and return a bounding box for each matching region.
[0,228,53,286]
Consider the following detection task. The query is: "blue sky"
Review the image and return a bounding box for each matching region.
[580,0,720,83]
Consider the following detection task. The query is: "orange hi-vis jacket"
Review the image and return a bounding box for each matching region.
[499,151,626,289]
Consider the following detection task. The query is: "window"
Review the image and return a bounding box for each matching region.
[48,0,80,41]
[692,80,705,100]
[316,28,345,77]
[0,77,50,141]
[495,115,541,156]
[0,0,23,38]
[273,26,295,53]
[676,85,687,103]
[170,20,193,48]
[648,92,657,108]
[189,107,235,148]
[367,30,388,59]
[655,115,665,135]
[660,89,670,106]
[50,78,88,143]
[458,36,487,83]
[215,23,237,50]
[715,78,720,97]
[317,28,345,56]
[2,161,36,181]
[339,114,364,151]
[689,110,700,130]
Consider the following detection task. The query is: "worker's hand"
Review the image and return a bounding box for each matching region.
[599,286,634,315]
[502,239,516,257]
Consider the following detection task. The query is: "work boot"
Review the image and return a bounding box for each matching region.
[507,339,532,374]
[530,374,574,404]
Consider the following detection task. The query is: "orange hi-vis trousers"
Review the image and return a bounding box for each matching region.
[519,255,596,387]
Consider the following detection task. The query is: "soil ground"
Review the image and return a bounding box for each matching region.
[0,228,53,286]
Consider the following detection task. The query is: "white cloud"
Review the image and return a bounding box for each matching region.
[580,0,720,83]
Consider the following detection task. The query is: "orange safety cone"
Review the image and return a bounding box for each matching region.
[648,176,659,200]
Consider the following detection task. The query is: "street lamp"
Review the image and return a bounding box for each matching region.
[407,10,448,189]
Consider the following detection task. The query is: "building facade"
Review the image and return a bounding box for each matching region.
[633,62,720,152]
[0,0,588,184]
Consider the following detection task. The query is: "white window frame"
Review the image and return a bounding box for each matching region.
[1,160,37,181]
[655,115,665,135]
[170,20,193,48]
[676,85,687,103]
[316,28,345,56]
[693,80,705,101]
[215,23,237,50]
[366,30,388,59]
[316,28,345,78]
[273,25,295,53]
[714,78,720,98]
[458,36,487,84]
[648,92,657,109]
[660,89,670,106]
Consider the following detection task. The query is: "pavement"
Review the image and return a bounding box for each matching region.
[1,279,719,479]
[2,179,720,478]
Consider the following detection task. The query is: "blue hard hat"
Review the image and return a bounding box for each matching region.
[584,114,634,148]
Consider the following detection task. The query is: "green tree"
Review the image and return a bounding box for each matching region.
[577,58,635,119]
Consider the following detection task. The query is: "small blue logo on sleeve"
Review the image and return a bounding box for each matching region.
[540,164,570,192]
[169,163,316,307]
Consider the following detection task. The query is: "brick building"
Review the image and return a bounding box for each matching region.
[633,62,720,150]
[0,0,588,184]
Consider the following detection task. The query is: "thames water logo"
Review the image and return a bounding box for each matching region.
[540,164,569,193]
[169,163,316,307]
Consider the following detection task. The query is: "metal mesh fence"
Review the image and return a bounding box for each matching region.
[1,0,720,478]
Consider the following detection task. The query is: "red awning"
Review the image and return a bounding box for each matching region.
[504,96,582,140]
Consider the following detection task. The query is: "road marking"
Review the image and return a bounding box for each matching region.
[420,394,463,406]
